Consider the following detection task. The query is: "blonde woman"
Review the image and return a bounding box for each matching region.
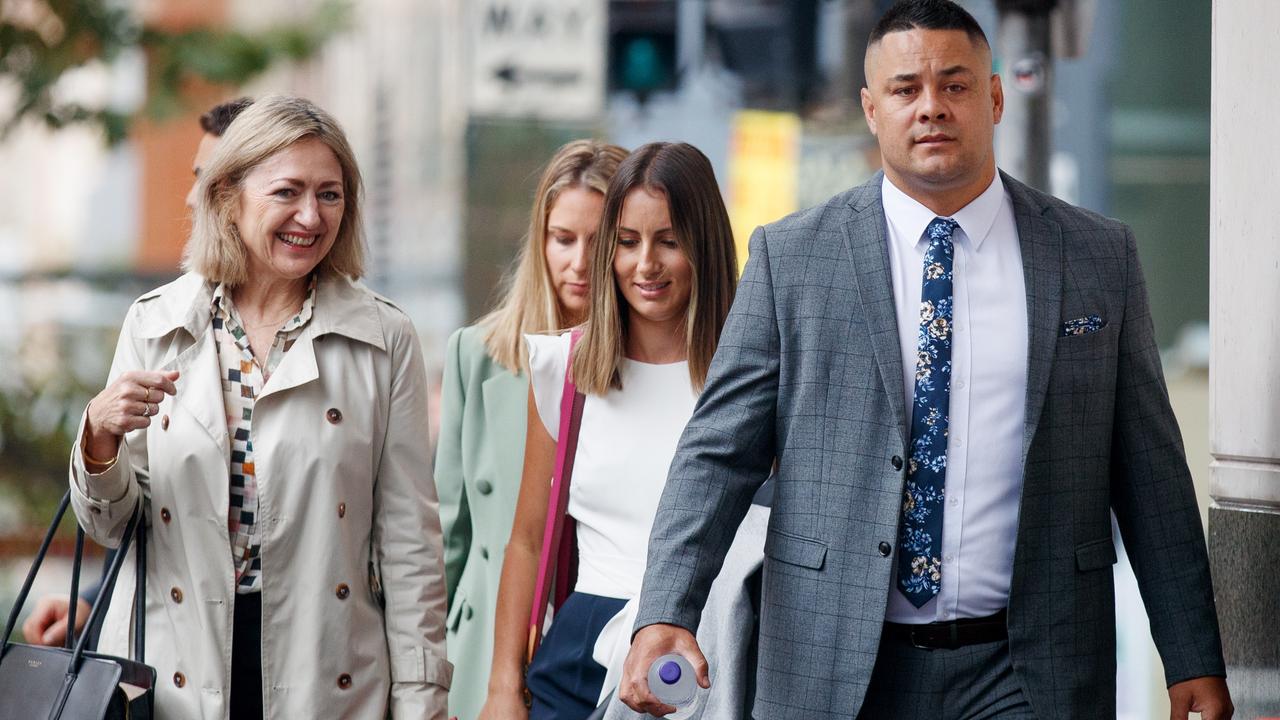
[434,139,627,719]
[68,95,450,719]
[480,142,738,720]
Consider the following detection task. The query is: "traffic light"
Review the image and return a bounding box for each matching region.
[608,0,679,99]
[705,0,818,111]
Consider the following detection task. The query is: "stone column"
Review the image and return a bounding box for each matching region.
[1208,1,1280,713]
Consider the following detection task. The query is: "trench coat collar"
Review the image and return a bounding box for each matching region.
[134,271,386,351]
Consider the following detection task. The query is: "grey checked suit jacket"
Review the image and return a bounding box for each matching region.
[634,172,1226,719]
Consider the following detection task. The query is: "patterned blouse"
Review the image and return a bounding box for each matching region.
[211,278,316,593]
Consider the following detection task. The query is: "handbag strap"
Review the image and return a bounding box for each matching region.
[1,491,74,650]
[525,329,586,664]
[1,489,147,667]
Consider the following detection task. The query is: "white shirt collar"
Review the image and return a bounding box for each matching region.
[881,172,1006,252]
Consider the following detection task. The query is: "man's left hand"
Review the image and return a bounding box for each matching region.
[1168,676,1232,720]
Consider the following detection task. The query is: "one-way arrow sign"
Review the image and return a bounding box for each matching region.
[492,63,583,88]
[467,1,605,120]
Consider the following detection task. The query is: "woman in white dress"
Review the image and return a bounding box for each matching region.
[479,142,739,720]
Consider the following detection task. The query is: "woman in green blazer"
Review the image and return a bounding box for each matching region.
[435,140,627,719]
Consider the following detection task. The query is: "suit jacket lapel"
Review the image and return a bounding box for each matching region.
[843,174,909,446]
[1003,172,1064,463]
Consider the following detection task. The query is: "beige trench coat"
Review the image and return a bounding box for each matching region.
[68,272,452,720]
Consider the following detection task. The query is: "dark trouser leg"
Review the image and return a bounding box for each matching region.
[526,593,628,720]
[857,632,945,720]
[949,640,1035,719]
[857,634,1035,720]
[230,592,263,720]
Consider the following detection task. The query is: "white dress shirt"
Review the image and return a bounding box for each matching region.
[880,173,1029,624]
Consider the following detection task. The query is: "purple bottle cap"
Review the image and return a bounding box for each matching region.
[658,660,682,685]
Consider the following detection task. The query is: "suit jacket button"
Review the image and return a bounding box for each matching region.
[891,455,904,471]
[173,672,186,688]
[878,541,892,557]
[337,673,352,690]
[326,408,343,424]
[337,502,346,518]
[477,480,493,495]
[170,587,183,603]
[465,606,474,621]
[160,507,172,524]
[161,414,170,431]
[336,583,350,600]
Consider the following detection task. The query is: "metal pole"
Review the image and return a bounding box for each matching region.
[995,0,1056,191]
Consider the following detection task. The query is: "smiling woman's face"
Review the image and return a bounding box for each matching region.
[234,136,345,285]
[613,187,692,327]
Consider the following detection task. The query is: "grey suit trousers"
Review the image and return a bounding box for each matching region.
[856,638,1034,720]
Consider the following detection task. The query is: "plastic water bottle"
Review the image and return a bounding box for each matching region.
[647,653,706,720]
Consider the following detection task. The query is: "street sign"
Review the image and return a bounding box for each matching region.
[467,0,606,121]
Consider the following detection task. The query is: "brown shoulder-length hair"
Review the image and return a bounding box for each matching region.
[479,139,628,372]
[572,142,738,395]
[184,95,366,284]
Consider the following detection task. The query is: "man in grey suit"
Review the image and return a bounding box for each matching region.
[618,1,1233,718]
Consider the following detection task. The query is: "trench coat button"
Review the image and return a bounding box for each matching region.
[336,583,350,600]
[170,587,183,603]
[891,455,904,471]
[326,408,343,424]
[480,546,489,560]
[337,673,352,690]
[878,541,892,557]
[160,414,170,430]
[477,480,493,496]
[160,507,172,524]
[173,672,186,688]
[337,502,346,518]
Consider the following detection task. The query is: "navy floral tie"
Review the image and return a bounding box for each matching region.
[897,217,958,607]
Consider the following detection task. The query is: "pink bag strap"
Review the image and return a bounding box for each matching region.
[525,328,586,664]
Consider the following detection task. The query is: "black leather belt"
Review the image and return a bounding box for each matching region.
[882,609,1008,650]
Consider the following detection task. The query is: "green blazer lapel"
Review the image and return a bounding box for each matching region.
[1004,172,1064,463]
[843,173,908,446]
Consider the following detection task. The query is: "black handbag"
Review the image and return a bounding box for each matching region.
[0,490,155,719]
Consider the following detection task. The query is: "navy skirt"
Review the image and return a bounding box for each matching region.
[526,592,628,720]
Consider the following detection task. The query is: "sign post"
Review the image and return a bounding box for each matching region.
[466,0,606,121]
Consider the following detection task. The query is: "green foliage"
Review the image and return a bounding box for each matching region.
[0,362,103,529]
[0,319,119,533]
[0,0,350,145]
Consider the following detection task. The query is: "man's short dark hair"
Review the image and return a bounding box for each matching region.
[869,0,989,49]
[198,97,254,137]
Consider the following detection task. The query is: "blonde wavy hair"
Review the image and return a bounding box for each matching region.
[183,95,366,284]
[571,142,738,395]
[480,139,628,372]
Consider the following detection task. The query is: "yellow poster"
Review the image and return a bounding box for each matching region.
[727,110,800,273]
